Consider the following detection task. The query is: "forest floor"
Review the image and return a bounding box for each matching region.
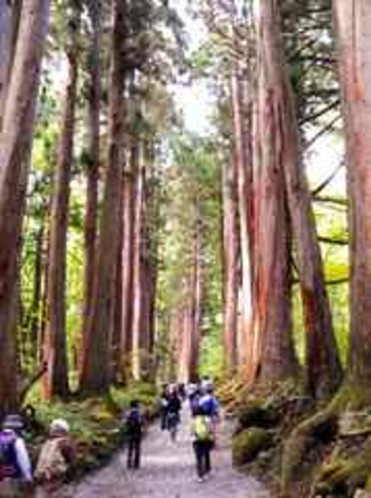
[59,405,270,498]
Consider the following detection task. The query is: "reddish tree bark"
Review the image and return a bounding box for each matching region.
[259,0,342,397]
[80,0,101,358]
[248,0,299,383]
[79,0,127,394]
[221,149,240,377]
[43,20,80,399]
[120,119,140,379]
[132,158,146,381]
[0,0,50,415]
[333,1,371,386]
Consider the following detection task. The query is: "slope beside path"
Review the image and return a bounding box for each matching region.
[61,405,270,498]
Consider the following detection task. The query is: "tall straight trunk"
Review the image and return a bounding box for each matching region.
[231,63,254,376]
[0,0,49,417]
[120,124,140,378]
[260,0,342,397]
[0,0,12,129]
[221,150,240,377]
[333,1,371,386]
[249,1,299,383]
[189,223,203,382]
[177,305,189,383]
[81,0,101,355]
[132,160,146,381]
[29,223,44,362]
[111,187,124,382]
[43,27,80,399]
[79,0,127,394]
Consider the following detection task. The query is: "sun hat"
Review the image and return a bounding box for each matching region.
[50,418,69,434]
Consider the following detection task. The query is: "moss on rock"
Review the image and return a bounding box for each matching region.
[233,427,273,467]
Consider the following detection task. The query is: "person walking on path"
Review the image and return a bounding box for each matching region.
[159,384,170,431]
[124,400,144,470]
[166,387,182,442]
[0,414,33,497]
[35,418,76,496]
[191,405,214,482]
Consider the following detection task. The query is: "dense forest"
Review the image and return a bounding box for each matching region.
[0,0,371,495]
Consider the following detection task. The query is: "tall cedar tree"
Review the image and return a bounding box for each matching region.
[80,0,101,364]
[0,0,50,415]
[333,1,371,386]
[249,0,298,383]
[221,144,240,377]
[43,8,81,399]
[258,0,342,397]
[79,0,127,394]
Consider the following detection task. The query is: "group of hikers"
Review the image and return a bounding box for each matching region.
[0,413,75,497]
[0,377,220,496]
[124,377,220,482]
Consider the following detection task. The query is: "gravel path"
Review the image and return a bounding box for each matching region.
[62,406,270,498]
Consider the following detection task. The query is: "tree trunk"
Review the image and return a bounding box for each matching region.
[43,25,80,399]
[80,0,101,362]
[333,1,371,385]
[120,119,140,380]
[249,0,299,383]
[0,0,50,416]
[29,223,44,363]
[0,0,12,129]
[79,0,127,394]
[259,0,342,397]
[132,159,146,381]
[221,149,240,377]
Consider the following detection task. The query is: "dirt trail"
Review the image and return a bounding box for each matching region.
[62,406,270,498]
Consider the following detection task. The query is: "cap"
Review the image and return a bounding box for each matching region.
[3,414,24,431]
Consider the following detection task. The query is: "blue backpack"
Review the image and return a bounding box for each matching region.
[0,431,19,479]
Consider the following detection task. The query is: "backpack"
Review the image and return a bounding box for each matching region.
[0,431,19,480]
[125,409,142,435]
[35,437,68,482]
[193,416,212,441]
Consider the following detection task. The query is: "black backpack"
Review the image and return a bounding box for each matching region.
[125,409,142,435]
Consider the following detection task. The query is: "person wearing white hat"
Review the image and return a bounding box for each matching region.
[35,418,76,495]
[0,414,33,497]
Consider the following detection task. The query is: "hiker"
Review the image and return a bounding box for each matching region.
[0,414,33,497]
[199,384,219,422]
[191,405,214,482]
[35,419,76,495]
[124,400,144,470]
[166,388,182,441]
[159,384,170,431]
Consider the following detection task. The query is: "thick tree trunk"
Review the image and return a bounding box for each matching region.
[333,1,371,385]
[132,161,146,381]
[249,0,299,383]
[79,0,127,394]
[111,189,124,382]
[221,150,240,377]
[81,0,100,359]
[120,126,140,379]
[0,0,50,416]
[229,34,255,378]
[43,34,80,399]
[260,0,342,397]
[0,0,12,129]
